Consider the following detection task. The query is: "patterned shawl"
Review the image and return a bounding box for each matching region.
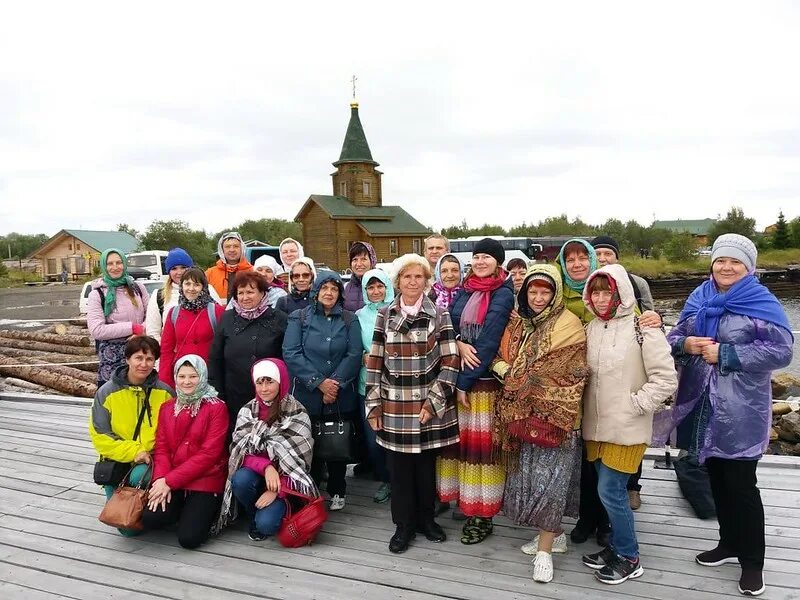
[213,394,316,534]
[172,354,221,417]
[494,265,588,456]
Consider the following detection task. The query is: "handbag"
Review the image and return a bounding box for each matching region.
[506,415,567,448]
[313,404,357,463]
[93,389,152,486]
[98,464,152,530]
[277,487,328,548]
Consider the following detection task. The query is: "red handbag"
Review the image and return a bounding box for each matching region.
[277,487,328,548]
[506,416,567,448]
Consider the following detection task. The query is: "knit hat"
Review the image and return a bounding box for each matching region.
[711,234,757,273]
[165,247,193,272]
[252,359,281,384]
[253,254,285,276]
[527,273,556,291]
[591,235,620,258]
[473,238,505,265]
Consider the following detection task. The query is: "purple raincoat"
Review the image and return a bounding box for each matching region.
[652,312,793,462]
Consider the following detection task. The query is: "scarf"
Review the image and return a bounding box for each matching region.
[517,267,561,326]
[99,248,137,317]
[172,354,220,417]
[178,286,214,312]
[494,302,587,462]
[432,253,464,309]
[229,292,271,321]
[460,268,508,340]
[400,293,425,317]
[213,394,317,534]
[586,274,621,321]
[680,274,792,339]
[557,238,597,293]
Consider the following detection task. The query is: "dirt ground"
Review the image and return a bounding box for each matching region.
[0,284,82,330]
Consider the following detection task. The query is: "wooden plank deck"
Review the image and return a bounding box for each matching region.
[0,395,798,600]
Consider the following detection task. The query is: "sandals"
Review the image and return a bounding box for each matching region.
[461,517,493,545]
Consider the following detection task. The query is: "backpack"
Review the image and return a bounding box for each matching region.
[628,274,644,313]
[156,288,165,317]
[169,303,218,332]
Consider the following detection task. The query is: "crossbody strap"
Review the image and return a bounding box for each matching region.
[132,387,153,441]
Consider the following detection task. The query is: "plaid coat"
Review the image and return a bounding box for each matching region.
[365,295,460,453]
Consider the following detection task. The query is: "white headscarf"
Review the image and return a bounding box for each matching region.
[279,238,305,270]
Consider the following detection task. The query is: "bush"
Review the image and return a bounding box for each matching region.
[662,233,696,262]
[0,262,8,277]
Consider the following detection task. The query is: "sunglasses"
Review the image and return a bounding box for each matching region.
[291,273,312,280]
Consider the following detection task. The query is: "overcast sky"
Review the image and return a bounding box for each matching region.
[2,1,799,237]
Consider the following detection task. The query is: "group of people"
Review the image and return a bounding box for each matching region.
[87,231,793,596]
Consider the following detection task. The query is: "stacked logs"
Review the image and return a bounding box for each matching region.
[0,320,98,398]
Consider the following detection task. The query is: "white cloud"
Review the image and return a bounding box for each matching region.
[1,1,799,237]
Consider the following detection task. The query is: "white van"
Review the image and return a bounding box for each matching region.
[126,251,168,280]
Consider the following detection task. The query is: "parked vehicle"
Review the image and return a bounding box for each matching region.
[126,251,169,280]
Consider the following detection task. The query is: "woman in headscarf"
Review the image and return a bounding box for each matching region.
[279,238,305,274]
[142,355,229,549]
[343,241,378,312]
[253,254,288,308]
[653,234,793,597]
[87,248,150,387]
[355,268,395,503]
[159,268,225,390]
[209,270,288,436]
[275,258,317,316]
[437,238,515,545]
[428,253,464,310]
[579,265,677,585]
[492,264,588,582]
[215,358,317,541]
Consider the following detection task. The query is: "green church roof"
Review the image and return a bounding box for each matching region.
[333,103,378,167]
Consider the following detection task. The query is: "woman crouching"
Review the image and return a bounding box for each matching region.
[215,358,317,541]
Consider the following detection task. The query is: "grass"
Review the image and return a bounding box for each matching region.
[622,249,800,279]
[0,269,45,288]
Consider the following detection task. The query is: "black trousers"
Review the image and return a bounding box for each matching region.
[142,490,221,549]
[577,455,609,530]
[627,462,643,492]
[706,457,765,569]
[386,449,438,528]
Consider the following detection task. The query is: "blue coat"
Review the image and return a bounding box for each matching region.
[449,279,514,392]
[282,272,363,418]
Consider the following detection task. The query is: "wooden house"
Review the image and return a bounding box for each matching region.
[28,229,139,281]
[295,101,431,270]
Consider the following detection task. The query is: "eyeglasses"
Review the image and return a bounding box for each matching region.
[291,273,312,280]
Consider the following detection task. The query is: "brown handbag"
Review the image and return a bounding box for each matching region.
[98,464,151,530]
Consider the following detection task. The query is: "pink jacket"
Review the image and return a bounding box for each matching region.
[87,279,149,340]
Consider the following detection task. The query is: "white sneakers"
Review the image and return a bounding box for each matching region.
[521,532,567,555]
[329,495,346,511]
[532,551,554,583]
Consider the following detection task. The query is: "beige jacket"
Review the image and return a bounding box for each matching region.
[581,264,677,446]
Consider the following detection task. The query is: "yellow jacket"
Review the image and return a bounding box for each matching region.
[89,366,174,463]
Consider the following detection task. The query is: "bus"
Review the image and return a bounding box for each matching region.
[447,237,542,268]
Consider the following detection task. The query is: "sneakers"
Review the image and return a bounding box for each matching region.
[628,490,642,510]
[738,569,765,596]
[582,546,616,570]
[373,482,391,504]
[248,523,269,542]
[329,494,346,511]
[594,555,644,585]
[521,532,567,555]
[696,546,739,567]
[532,551,554,583]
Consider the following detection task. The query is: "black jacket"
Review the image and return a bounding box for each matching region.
[208,307,288,428]
[275,290,311,316]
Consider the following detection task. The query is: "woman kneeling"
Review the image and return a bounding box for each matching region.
[142,355,229,549]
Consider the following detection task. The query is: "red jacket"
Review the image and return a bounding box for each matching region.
[152,399,229,493]
[159,304,225,389]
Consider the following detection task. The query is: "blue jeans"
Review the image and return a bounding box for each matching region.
[103,463,151,537]
[595,460,639,560]
[231,467,287,536]
[359,394,389,483]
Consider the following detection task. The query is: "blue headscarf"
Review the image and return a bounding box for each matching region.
[173,354,220,417]
[557,238,597,293]
[679,275,792,340]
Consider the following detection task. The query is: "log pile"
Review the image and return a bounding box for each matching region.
[0,320,98,398]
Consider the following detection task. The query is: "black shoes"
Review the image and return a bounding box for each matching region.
[417,520,446,542]
[596,523,612,547]
[389,525,416,553]
[570,520,593,544]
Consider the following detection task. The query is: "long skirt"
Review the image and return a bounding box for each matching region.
[437,378,505,518]
[503,434,582,532]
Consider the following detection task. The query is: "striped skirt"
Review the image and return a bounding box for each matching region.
[436,378,505,518]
